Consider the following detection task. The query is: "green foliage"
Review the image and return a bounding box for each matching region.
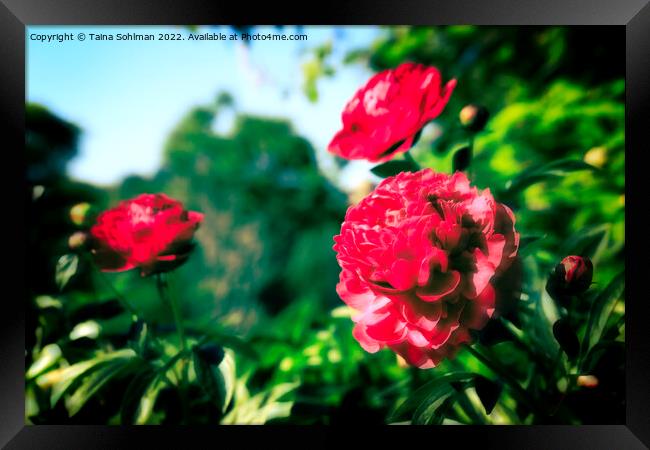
[370,159,420,178]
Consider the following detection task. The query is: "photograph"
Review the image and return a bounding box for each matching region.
[24,24,626,426]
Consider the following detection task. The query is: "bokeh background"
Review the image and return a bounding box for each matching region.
[26,26,625,424]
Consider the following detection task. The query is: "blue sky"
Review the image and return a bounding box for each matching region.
[27,25,381,188]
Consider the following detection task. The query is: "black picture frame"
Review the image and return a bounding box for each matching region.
[1,0,648,448]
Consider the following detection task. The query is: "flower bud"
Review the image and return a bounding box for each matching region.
[459,104,489,132]
[552,318,579,360]
[546,255,593,299]
[68,231,89,250]
[576,375,599,389]
[584,146,607,168]
[195,343,225,366]
[69,202,97,227]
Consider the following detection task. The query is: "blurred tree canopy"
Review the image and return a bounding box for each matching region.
[108,95,348,333]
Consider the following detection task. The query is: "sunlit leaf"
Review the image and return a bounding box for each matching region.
[585,271,625,353]
[66,356,144,416]
[27,343,62,380]
[503,159,596,195]
[69,314,134,341]
[389,372,474,422]
[121,367,157,424]
[55,254,79,291]
[221,379,298,424]
[40,349,138,408]
[69,320,101,340]
[134,374,168,424]
[192,346,235,413]
[35,295,62,310]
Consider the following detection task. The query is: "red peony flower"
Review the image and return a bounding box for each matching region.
[333,169,519,368]
[89,194,204,276]
[328,62,456,163]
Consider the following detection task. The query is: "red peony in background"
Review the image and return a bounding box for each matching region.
[89,193,204,276]
[334,169,519,368]
[328,62,456,163]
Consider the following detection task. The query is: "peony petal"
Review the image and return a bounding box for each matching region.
[399,295,443,332]
[406,328,430,347]
[494,203,520,260]
[364,309,407,343]
[464,249,496,299]
[416,270,461,302]
[385,258,419,291]
[486,234,506,270]
[352,325,382,353]
[461,283,496,330]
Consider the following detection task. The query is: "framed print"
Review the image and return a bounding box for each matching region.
[1,0,648,448]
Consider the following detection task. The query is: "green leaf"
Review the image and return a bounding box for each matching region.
[192,346,235,413]
[559,224,610,265]
[120,367,157,424]
[582,340,624,374]
[134,374,168,424]
[55,254,79,291]
[221,380,298,424]
[412,385,459,425]
[474,376,503,415]
[69,314,134,341]
[40,349,138,408]
[196,327,259,360]
[65,356,144,416]
[35,295,62,310]
[503,159,596,195]
[518,235,546,255]
[388,372,474,422]
[370,159,420,178]
[27,343,62,380]
[69,320,101,340]
[216,350,236,412]
[586,271,625,352]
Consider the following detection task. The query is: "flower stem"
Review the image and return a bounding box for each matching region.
[86,254,138,319]
[466,134,475,178]
[464,343,547,420]
[158,274,186,353]
[498,317,554,377]
[403,151,420,169]
[156,273,189,423]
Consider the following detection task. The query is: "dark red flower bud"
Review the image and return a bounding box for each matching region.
[546,255,593,299]
[459,104,490,132]
[195,344,225,366]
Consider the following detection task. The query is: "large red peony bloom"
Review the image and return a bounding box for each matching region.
[89,194,204,276]
[328,62,456,163]
[333,169,519,368]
